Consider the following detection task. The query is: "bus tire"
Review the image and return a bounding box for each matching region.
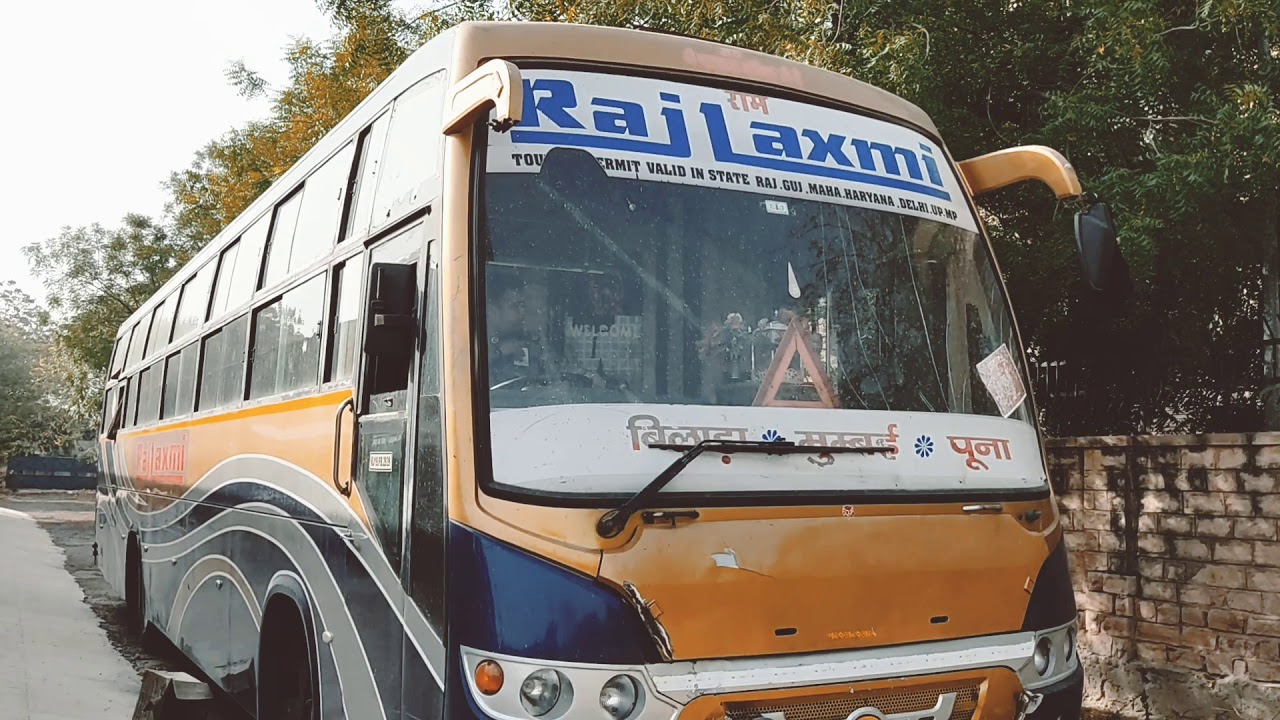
[257,597,317,720]
[124,535,147,637]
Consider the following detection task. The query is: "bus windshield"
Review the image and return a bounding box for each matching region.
[478,69,1041,502]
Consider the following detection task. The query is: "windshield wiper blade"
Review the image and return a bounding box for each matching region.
[595,439,887,538]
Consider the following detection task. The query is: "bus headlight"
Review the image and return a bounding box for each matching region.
[1033,636,1053,676]
[521,669,568,717]
[600,675,641,719]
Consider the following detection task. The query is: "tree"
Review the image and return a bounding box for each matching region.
[0,284,87,468]
[165,0,497,247]
[24,215,199,373]
[506,0,1280,434]
[149,0,1278,435]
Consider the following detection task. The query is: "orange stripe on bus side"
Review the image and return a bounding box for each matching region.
[116,388,354,438]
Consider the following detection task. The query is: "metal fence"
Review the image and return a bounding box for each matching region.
[1029,340,1267,436]
[5,455,98,490]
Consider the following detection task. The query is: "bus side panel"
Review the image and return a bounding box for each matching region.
[111,391,446,719]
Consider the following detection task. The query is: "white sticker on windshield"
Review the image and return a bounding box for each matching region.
[976,344,1027,418]
[764,200,790,215]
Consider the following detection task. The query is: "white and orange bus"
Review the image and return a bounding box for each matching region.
[97,21,1125,720]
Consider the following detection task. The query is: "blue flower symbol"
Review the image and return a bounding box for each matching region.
[762,429,785,442]
[914,435,935,458]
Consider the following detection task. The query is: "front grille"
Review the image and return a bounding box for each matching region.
[723,683,981,720]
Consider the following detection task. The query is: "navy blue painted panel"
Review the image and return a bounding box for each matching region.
[6,455,97,489]
[447,523,656,665]
[138,483,443,720]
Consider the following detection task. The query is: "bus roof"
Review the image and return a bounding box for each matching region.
[117,21,942,336]
[451,22,939,136]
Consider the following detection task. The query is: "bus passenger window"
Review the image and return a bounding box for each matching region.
[136,362,162,426]
[122,377,133,428]
[371,72,444,232]
[249,274,326,399]
[210,240,241,319]
[110,326,133,378]
[145,296,175,359]
[346,112,391,242]
[327,260,361,383]
[261,190,304,290]
[161,344,199,419]
[226,216,270,312]
[291,142,356,272]
[101,385,116,435]
[198,316,249,410]
[173,262,216,343]
[125,310,152,369]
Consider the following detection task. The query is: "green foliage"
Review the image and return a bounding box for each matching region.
[0,283,90,466]
[24,215,198,373]
[505,0,1280,434]
[30,0,1279,435]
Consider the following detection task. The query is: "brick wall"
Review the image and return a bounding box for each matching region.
[1047,434,1280,717]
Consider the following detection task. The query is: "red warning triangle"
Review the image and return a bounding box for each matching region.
[751,318,839,408]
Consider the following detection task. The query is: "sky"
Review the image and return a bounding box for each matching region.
[0,1,356,301]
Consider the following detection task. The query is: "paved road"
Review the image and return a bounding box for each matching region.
[0,493,139,719]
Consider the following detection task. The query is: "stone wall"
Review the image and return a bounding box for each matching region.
[1047,434,1280,718]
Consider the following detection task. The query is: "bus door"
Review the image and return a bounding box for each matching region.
[351,223,424,720]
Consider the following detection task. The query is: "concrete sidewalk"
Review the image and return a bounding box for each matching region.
[0,506,139,720]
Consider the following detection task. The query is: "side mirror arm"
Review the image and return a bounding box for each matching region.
[443,59,524,135]
[957,146,1083,200]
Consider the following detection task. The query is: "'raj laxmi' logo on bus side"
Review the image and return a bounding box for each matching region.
[134,431,189,486]
[510,77,951,201]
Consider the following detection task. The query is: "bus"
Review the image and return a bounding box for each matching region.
[97,20,1124,720]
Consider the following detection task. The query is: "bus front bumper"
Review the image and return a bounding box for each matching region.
[459,622,1082,720]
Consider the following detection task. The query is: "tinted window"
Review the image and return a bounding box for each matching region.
[125,311,152,369]
[262,191,304,290]
[328,259,361,383]
[347,112,391,242]
[101,385,116,434]
[111,328,133,377]
[198,316,249,410]
[145,297,175,358]
[371,73,444,232]
[229,215,270,311]
[136,362,163,426]
[210,240,240,318]
[173,262,215,342]
[162,344,199,419]
[291,143,356,272]
[249,274,326,399]
[122,377,134,428]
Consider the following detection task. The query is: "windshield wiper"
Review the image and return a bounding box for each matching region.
[595,439,888,538]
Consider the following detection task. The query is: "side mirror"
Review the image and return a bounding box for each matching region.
[1074,200,1131,297]
[364,263,417,358]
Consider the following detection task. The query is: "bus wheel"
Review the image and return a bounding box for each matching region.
[258,598,316,720]
[125,536,147,636]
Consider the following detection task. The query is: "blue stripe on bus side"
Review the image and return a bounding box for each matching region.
[133,474,444,720]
